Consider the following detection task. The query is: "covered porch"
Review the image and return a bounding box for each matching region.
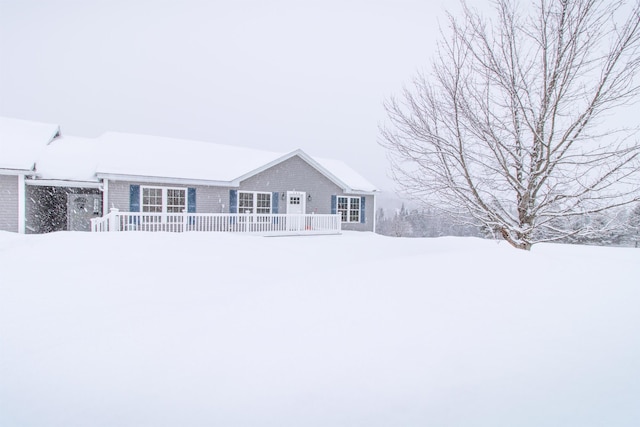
[91,209,342,235]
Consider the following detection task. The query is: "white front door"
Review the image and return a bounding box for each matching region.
[286,191,306,215]
[286,191,306,230]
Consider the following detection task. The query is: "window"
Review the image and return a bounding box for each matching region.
[167,189,186,213]
[142,186,187,214]
[337,196,361,222]
[238,191,272,216]
[239,192,253,214]
[256,193,271,214]
[142,187,163,213]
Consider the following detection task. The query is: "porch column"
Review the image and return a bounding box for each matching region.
[372,194,377,233]
[102,179,109,215]
[17,174,25,234]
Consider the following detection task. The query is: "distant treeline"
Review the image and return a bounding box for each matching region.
[376,203,640,248]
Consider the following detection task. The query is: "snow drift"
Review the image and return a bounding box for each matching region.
[1,231,638,426]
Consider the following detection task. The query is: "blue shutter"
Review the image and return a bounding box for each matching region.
[360,196,366,224]
[271,192,279,224]
[331,195,337,215]
[229,190,238,225]
[187,188,196,213]
[229,190,237,213]
[130,185,140,212]
[187,188,196,225]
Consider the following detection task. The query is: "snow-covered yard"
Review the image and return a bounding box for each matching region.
[1,231,639,426]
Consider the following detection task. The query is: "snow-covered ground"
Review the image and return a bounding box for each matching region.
[1,231,639,426]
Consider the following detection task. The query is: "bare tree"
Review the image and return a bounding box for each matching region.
[380,0,640,249]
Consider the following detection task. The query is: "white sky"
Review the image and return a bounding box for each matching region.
[0,0,479,192]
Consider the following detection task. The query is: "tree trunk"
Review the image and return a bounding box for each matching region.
[501,228,532,251]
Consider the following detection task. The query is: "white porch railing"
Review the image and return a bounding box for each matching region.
[91,209,341,234]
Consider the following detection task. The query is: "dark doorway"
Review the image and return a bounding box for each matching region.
[26,186,102,233]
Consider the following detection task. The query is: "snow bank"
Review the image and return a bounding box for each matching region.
[0,232,638,426]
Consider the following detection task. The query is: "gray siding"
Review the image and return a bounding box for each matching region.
[240,155,375,232]
[107,180,230,214]
[240,156,343,214]
[104,155,375,232]
[0,175,19,232]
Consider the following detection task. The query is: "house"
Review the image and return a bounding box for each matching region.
[0,117,378,234]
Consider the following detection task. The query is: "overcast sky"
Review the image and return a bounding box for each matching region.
[0,0,477,192]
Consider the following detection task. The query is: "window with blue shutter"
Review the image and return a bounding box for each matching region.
[333,195,365,223]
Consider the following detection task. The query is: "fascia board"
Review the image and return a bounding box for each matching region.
[234,149,358,192]
[96,172,235,188]
[0,167,33,176]
[25,178,103,189]
[343,189,378,196]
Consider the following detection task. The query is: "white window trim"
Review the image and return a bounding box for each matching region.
[238,191,272,217]
[141,185,187,215]
[338,196,361,223]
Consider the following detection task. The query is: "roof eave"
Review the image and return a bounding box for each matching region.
[344,189,378,196]
[25,178,103,189]
[0,167,34,176]
[96,172,235,187]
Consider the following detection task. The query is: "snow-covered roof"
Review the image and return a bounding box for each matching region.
[308,156,377,193]
[0,117,60,172]
[35,135,101,182]
[33,131,377,192]
[95,132,287,184]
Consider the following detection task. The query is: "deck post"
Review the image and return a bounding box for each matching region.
[109,208,119,232]
[183,209,188,232]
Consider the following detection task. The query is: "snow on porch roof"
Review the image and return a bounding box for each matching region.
[35,135,101,182]
[35,131,377,192]
[0,117,60,172]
